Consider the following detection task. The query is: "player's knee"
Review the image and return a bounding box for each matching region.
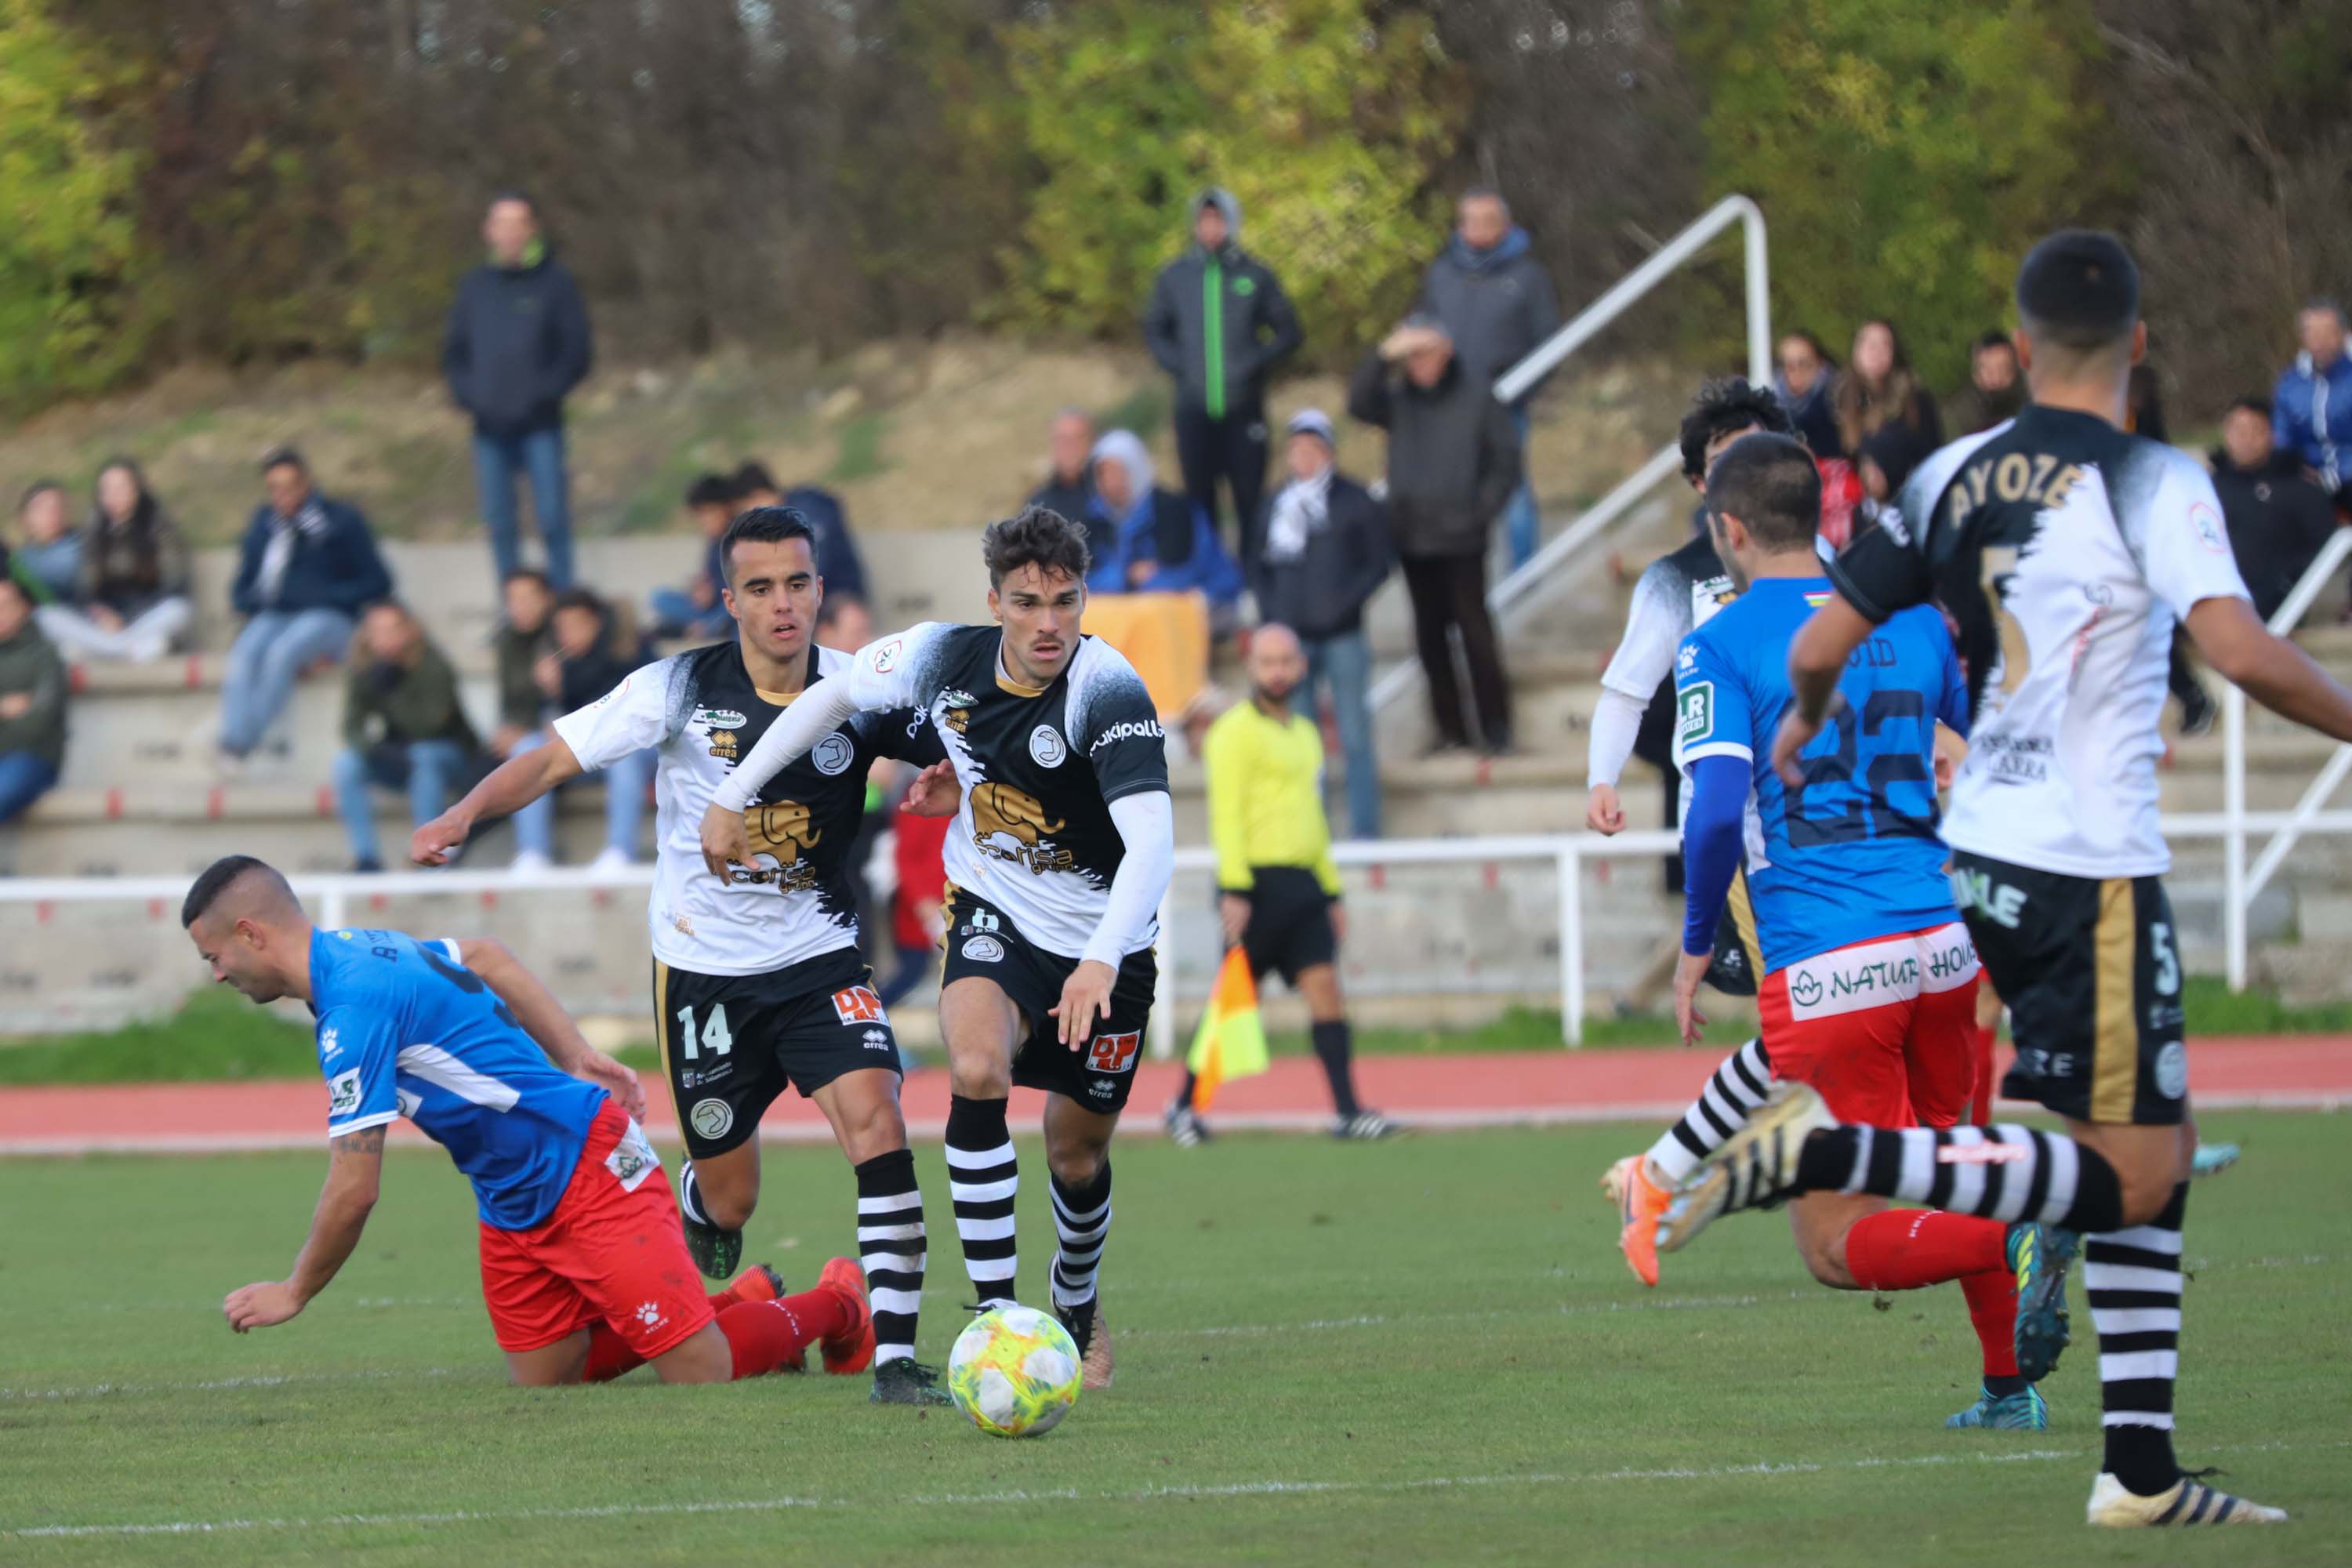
[946,1049,1012,1100]
[701,1178,757,1231]
[1044,1142,1105,1187]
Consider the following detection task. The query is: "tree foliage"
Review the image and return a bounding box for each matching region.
[1684,0,2111,387]
[993,0,1468,347]
[0,0,151,408]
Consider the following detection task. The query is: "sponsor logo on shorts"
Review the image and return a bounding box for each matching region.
[319,1026,341,1062]
[812,732,855,776]
[1087,1078,1118,1099]
[862,1028,893,1052]
[832,985,886,1025]
[326,1069,362,1119]
[1677,682,1713,744]
[1087,1030,1142,1075]
[1089,718,1163,755]
[1777,933,1926,1022]
[606,1122,660,1192]
[1029,724,1068,768]
[961,935,1005,963]
[689,1098,735,1141]
[962,909,1001,936]
[1950,866,2028,928]
[634,1300,669,1331]
[677,1062,735,1090]
[1918,922,1979,992]
[2154,1040,2188,1100]
[695,708,748,730]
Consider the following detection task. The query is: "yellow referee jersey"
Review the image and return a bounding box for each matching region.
[1201,698,1341,897]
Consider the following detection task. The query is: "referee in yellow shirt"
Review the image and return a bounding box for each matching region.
[1167,623,1389,1145]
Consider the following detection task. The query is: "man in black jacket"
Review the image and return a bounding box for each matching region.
[443,192,593,588]
[1255,409,1391,837]
[1144,188,1302,575]
[2213,396,2342,623]
[1417,188,1561,570]
[1028,408,1105,564]
[1348,318,1522,755]
[220,448,395,768]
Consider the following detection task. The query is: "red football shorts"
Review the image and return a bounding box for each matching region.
[1760,920,1982,1128]
[477,1101,713,1358]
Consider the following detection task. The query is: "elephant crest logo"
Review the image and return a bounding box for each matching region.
[967,782,1073,874]
[735,800,823,890]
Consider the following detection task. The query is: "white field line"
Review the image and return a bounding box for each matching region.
[8,1439,2343,1541]
[2,1090,2339,1156]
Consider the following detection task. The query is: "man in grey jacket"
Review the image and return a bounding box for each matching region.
[1347,319,1522,756]
[1417,188,1561,571]
[1144,188,1303,575]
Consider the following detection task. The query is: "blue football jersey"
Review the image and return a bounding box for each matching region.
[1673,576,1968,972]
[311,928,607,1230]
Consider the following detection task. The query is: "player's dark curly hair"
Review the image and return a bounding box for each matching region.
[718,505,817,586]
[1677,376,1796,482]
[982,504,1091,589]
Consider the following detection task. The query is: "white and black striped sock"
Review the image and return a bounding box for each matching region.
[1048,1163,1112,1311]
[1794,1123,2129,1232]
[946,1094,1018,1309]
[854,1149,925,1366]
[680,1163,713,1227]
[2089,1182,2187,1494]
[1647,1037,1771,1185]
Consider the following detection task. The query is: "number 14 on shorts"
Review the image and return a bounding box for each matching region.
[675,1003,734,1061]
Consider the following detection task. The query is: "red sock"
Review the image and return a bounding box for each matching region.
[1968,1018,1997,1124]
[1844,1209,2006,1290]
[581,1322,647,1384]
[1961,1266,2021,1378]
[717,1290,850,1381]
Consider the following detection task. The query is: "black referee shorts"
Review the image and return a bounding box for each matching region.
[1236,866,1339,989]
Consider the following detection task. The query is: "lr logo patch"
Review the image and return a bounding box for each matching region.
[1677,682,1714,745]
[1087,1031,1142,1075]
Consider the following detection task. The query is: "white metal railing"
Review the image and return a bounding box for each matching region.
[13,805,2349,1051]
[1370,194,1772,717]
[2221,524,2352,989]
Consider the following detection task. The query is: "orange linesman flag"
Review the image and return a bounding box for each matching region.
[1185,946,1270,1110]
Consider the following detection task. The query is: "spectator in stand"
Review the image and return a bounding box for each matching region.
[489,569,556,765]
[1773,331,1842,457]
[1947,331,2026,435]
[1083,430,1243,614]
[332,601,479,873]
[0,576,66,826]
[648,473,742,641]
[1144,187,1302,573]
[2212,397,2339,623]
[1347,316,1520,756]
[1029,408,1106,564]
[1419,187,1562,571]
[443,191,592,587]
[1254,408,1391,839]
[1854,419,1928,506]
[36,459,193,662]
[220,448,394,771]
[510,587,655,873]
[12,481,79,605]
[2127,359,2169,444]
[736,463,867,604]
[1832,319,1942,491]
[2274,299,2352,504]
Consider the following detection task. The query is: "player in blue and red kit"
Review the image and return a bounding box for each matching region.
[183,854,873,1386]
[1656,434,2061,1430]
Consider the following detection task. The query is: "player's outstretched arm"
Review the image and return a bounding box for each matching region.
[699,674,868,876]
[1671,756,1748,1047]
[412,735,583,866]
[2186,595,2352,742]
[225,1125,384,1332]
[1771,594,1878,785]
[458,938,646,1120]
[1051,790,1174,1047]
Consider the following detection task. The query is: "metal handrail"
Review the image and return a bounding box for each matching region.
[2221,524,2352,988]
[1369,195,1771,717]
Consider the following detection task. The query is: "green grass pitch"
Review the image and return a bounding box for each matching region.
[3,1116,2346,1564]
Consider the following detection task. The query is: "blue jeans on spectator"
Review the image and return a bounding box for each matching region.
[1295,628,1381,840]
[648,586,735,641]
[0,751,59,825]
[1504,405,1541,571]
[473,426,575,588]
[508,730,656,861]
[221,608,356,757]
[334,740,473,868]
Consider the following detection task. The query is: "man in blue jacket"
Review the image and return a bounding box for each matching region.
[1417,188,1562,571]
[444,192,593,587]
[2274,299,2352,506]
[220,449,394,769]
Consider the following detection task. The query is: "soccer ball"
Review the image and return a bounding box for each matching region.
[947,1304,1082,1438]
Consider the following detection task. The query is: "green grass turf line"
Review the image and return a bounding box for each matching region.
[2,1116,2347,1564]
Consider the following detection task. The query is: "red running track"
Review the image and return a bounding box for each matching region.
[2,1037,2347,1155]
